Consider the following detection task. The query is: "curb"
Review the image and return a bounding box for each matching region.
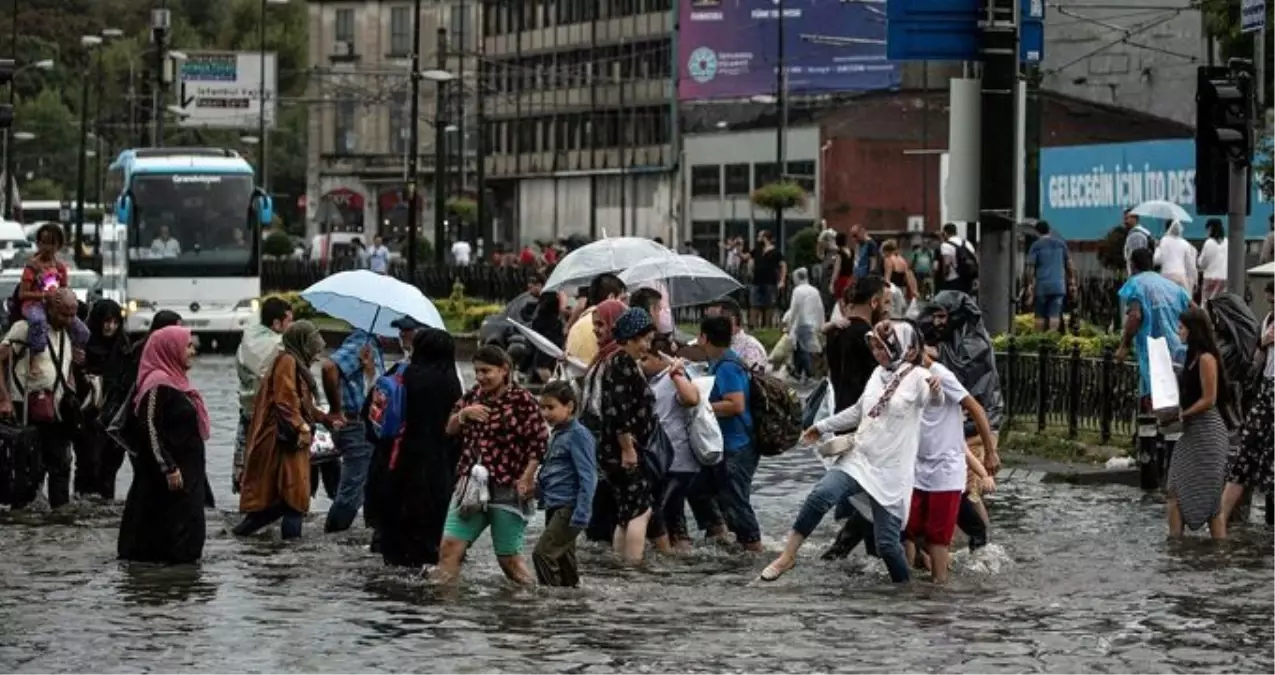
[1001,456,1141,488]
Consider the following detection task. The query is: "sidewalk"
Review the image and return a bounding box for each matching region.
[999,453,1140,488]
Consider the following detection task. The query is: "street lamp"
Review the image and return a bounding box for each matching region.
[75,35,104,266]
[12,131,34,141]
[93,28,122,237]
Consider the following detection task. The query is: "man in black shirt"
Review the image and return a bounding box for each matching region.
[749,230,787,328]
[823,275,889,413]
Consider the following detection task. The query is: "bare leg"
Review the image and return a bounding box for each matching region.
[496,555,535,585]
[1207,514,1227,541]
[433,538,469,584]
[928,544,951,584]
[1166,497,1184,537]
[652,533,673,554]
[903,539,917,568]
[1219,483,1246,524]
[622,509,652,564]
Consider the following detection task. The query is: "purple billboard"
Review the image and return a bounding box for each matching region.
[678,0,899,101]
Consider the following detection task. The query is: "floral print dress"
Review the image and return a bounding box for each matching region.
[453,384,548,489]
[583,350,656,525]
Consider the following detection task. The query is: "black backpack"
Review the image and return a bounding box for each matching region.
[953,239,979,281]
[712,356,803,457]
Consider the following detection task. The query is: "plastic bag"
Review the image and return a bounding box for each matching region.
[917,291,1005,433]
[688,376,724,466]
[310,429,339,463]
[1148,336,1179,413]
[453,464,490,517]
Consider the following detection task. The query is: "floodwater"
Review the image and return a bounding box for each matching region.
[0,356,1271,673]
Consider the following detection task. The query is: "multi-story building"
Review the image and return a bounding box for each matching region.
[304,0,478,243]
[480,0,676,247]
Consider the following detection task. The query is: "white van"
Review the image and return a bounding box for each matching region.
[0,220,32,266]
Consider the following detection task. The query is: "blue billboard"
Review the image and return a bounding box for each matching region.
[1040,139,1272,241]
[679,0,899,101]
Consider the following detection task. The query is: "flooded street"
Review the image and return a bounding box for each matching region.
[0,355,1271,672]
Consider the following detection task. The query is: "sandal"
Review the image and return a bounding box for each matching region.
[759,559,794,582]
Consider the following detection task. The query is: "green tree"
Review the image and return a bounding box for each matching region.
[12,89,79,194]
[20,178,65,201]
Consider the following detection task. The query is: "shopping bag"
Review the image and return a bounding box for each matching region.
[1147,336,1179,413]
[687,375,724,466]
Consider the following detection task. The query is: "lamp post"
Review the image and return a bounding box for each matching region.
[75,35,103,266]
[2,58,53,220]
[259,0,289,190]
[94,28,122,234]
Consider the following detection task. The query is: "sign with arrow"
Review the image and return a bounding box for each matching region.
[175,51,277,130]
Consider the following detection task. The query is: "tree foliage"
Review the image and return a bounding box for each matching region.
[0,0,310,225]
[750,181,809,215]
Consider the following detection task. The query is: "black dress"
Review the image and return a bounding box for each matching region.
[363,362,461,568]
[117,386,209,565]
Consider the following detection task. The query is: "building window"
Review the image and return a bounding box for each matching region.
[753,162,779,189]
[390,6,412,56]
[388,92,409,155]
[723,163,750,196]
[690,165,720,198]
[335,100,356,155]
[335,8,355,48]
[787,160,816,193]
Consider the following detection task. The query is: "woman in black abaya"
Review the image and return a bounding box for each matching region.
[363,328,463,568]
[82,299,133,498]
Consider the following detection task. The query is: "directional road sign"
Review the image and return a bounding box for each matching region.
[886,0,1044,63]
[176,51,277,130]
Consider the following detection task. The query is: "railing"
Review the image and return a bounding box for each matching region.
[996,342,1140,444]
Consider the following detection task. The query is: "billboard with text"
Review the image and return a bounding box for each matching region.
[679,0,899,101]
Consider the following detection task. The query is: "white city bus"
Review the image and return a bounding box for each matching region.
[109,147,273,350]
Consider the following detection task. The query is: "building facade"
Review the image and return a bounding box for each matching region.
[480,0,676,247]
[683,125,821,261]
[304,0,478,243]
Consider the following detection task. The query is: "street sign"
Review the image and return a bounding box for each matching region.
[886,0,1044,63]
[1242,0,1266,33]
[176,51,277,130]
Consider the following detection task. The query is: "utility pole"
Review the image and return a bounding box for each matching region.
[405,0,423,283]
[74,37,100,268]
[151,5,169,147]
[3,0,16,221]
[433,26,447,264]
[976,0,1019,335]
[475,33,486,251]
[775,0,786,242]
[258,0,268,189]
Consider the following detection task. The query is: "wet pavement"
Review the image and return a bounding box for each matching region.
[0,356,1271,672]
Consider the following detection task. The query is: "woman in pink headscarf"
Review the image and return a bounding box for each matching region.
[117,325,211,565]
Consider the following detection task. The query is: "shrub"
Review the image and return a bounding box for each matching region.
[991,330,1121,358]
[446,196,478,224]
[263,231,295,258]
[750,181,808,214]
[264,291,316,319]
[462,303,504,331]
[787,226,819,271]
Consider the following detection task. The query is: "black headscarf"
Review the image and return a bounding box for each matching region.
[128,310,185,376]
[85,299,131,377]
[405,328,461,400]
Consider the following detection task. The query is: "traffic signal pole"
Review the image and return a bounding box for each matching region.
[1227,161,1248,295]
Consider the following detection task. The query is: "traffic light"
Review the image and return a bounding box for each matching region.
[1195,63,1254,215]
[0,58,13,129]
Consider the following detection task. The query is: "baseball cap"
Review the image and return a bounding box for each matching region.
[390,316,425,330]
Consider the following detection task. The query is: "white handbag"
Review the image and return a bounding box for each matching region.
[687,376,724,466]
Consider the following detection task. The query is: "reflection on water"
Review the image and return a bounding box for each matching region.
[0,356,1271,672]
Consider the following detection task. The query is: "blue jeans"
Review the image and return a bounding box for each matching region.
[324,421,374,532]
[793,470,910,583]
[711,444,761,545]
[233,503,304,540]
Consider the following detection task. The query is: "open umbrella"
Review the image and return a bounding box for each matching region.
[618,254,743,307]
[300,269,445,337]
[1130,200,1192,223]
[507,320,590,377]
[1248,261,1274,277]
[543,237,676,291]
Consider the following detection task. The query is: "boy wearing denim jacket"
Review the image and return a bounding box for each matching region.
[534,382,597,587]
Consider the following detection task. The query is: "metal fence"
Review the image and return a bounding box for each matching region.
[997,342,1140,444]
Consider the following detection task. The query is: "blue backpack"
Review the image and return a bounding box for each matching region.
[367,364,407,442]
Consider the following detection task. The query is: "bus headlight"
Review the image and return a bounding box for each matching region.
[234,298,261,313]
[127,299,155,314]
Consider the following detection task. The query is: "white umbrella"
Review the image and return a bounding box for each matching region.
[618,254,743,307]
[1248,261,1275,277]
[507,320,590,377]
[1130,200,1192,223]
[544,237,677,291]
[300,269,445,337]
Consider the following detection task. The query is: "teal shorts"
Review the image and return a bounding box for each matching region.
[442,505,528,557]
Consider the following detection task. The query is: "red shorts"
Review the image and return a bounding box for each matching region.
[833,275,853,300]
[905,490,962,546]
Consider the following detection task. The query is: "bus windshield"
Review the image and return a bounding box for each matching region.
[126,173,259,277]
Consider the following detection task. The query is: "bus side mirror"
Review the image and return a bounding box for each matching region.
[256,192,274,227]
[115,195,132,224]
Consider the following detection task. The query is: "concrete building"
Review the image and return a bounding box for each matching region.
[304,0,479,243]
[479,0,676,248]
[1041,1,1206,127]
[683,125,821,262]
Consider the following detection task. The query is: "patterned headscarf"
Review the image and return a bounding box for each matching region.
[613,307,654,342]
[868,319,923,375]
[591,298,628,365]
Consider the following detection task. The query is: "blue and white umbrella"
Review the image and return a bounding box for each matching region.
[300,269,445,337]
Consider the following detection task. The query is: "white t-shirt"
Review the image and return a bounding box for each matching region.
[815,364,942,523]
[150,237,181,258]
[914,363,970,492]
[1197,237,1228,281]
[939,236,974,281]
[1153,235,1197,286]
[451,241,472,265]
[3,321,75,409]
[649,370,698,473]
